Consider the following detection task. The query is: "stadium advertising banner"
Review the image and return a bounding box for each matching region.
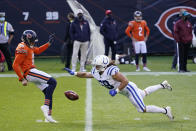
[1,0,196,56]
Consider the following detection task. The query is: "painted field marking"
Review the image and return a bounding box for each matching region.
[1,72,196,78]
[85,79,92,131]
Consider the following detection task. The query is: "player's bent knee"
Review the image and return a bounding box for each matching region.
[47,77,57,88]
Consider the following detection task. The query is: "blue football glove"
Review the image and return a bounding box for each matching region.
[64,68,75,75]
[109,89,117,97]
[48,33,55,45]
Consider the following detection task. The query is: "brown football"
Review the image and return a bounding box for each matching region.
[64,91,79,100]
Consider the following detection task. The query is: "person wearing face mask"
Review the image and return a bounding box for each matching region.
[171,9,186,70]
[174,11,193,72]
[100,10,118,64]
[69,9,90,72]
[0,12,14,71]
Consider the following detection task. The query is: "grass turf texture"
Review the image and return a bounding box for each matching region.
[0,56,196,131]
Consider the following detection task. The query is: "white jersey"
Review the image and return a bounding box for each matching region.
[91,65,120,90]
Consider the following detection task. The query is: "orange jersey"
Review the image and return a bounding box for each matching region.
[125,20,150,41]
[12,42,49,81]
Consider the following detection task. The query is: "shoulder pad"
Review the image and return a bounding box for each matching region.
[16,43,27,54]
[106,66,120,76]
[142,20,147,25]
[128,21,134,26]
[91,67,96,75]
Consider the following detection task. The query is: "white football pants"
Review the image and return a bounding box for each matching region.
[120,81,166,114]
[26,68,51,91]
[71,40,89,70]
[133,41,147,54]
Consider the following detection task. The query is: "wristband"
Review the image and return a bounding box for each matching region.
[74,72,77,76]
[115,88,120,93]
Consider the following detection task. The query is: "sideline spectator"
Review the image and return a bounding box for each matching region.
[62,12,75,69]
[100,10,118,63]
[171,9,186,70]
[125,11,150,71]
[0,49,5,72]
[0,12,14,71]
[174,11,193,72]
[70,9,90,72]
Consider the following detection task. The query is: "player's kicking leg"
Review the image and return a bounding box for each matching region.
[26,68,58,123]
[41,77,57,123]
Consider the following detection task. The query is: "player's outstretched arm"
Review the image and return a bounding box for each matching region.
[34,33,55,55]
[64,68,94,78]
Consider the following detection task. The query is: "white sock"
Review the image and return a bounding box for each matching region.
[144,84,162,95]
[146,105,166,113]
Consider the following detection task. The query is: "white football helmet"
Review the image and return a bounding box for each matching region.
[92,55,110,72]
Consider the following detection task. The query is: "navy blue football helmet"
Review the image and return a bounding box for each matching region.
[21,30,38,47]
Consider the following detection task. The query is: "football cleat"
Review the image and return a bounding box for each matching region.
[143,67,151,71]
[45,116,58,123]
[80,67,86,72]
[161,80,172,91]
[165,106,174,120]
[44,118,49,123]
[41,105,49,119]
[136,67,140,72]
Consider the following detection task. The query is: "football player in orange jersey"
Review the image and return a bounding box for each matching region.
[12,30,57,123]
[125,11,151,71]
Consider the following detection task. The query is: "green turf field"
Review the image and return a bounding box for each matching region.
[0,56,196,131]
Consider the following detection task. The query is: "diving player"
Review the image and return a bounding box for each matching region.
[125,11,151,72]
[65,55,174,120]
[12,30,57,123]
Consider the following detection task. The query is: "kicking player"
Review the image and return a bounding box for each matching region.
[125,11,151,72]
[65,55,174,120]
[12,30,57,123]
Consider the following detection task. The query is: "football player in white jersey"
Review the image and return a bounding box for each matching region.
[65,55,174,120]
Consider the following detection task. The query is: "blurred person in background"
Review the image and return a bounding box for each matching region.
[174,11,193,72]
[70,9,90,72]
[62,12,75,69]
[0,12,14,71]
[100,10,118,63]
[125,11,150,72]
[171,9,186,70]
[0,49,5,72]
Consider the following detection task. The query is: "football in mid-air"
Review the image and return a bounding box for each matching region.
[64,90,79,101]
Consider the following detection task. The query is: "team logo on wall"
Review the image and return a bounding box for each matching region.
[155,6,196,40]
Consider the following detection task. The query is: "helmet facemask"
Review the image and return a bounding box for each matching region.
[93,65,106,73]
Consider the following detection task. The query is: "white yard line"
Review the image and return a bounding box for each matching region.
[85,79,92,131]
[1,72,196,78]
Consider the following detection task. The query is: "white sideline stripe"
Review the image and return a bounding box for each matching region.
[1,72,196,78]
[85,79,92,131]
